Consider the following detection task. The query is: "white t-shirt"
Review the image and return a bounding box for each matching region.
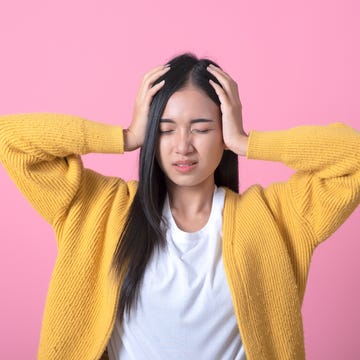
[108,186,246,360]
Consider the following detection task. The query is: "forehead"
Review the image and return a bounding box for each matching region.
[161,85,220,121]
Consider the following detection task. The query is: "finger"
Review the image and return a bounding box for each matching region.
[139,80,166,109]
[209,79,231,108]
[142,65,170,87]
[138,67,169,103]
[207,64,233,85]
[207,65,238,99]
[209,67,243,106]
[143,64,170,79]
[147,80,165,98]
[207,65,233,92]
[208,64,232,80]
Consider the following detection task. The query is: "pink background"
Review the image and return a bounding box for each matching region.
[0,0,359,358]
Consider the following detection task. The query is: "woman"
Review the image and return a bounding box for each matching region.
[0,53,359,360]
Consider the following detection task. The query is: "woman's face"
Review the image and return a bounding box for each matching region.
[156,84,225,190]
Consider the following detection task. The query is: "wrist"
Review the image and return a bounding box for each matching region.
[123,128,141,152]
[227,133,248,156]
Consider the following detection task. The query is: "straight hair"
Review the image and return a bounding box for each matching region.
[111,53,239,318]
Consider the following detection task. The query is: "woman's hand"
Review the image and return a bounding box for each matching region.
[124,65,170,151]
[207,64,248,156]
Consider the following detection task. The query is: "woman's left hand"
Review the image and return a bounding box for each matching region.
[207,64,248,156]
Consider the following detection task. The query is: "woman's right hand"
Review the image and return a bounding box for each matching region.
[124,65,170,151]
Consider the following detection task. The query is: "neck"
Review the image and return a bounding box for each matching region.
[167,177,216,216]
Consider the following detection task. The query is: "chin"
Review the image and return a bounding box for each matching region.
[166,174,214,190]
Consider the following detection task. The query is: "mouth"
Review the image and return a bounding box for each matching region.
[172,160,198,172]
[173,161,197,166]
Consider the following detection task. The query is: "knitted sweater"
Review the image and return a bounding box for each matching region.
[0,114,359,360]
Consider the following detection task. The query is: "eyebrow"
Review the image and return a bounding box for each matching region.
[160,118,215,124]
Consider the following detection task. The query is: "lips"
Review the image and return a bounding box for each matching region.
[173,160,197,166]
[172,160,198,173]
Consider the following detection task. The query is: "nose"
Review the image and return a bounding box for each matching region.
[175,129,194,155]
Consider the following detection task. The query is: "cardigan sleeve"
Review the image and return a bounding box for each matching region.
[0,113,125,226]
[246,122,360,247]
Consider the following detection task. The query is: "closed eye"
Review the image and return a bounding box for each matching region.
[191,129,212,134]
[159,129,175,135]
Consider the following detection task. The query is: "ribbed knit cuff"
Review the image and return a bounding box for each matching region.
[83,119,124,154]
[246,129,288,163]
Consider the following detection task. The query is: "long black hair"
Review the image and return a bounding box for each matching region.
[111,53,239,318]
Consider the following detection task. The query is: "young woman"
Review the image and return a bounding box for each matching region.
[0,53,359,360]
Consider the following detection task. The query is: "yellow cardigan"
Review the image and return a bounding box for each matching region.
[0,114,359,360]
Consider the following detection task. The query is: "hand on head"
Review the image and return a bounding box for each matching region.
[124,65,170,151]
[126,58,248,156]
[207,64,248,155]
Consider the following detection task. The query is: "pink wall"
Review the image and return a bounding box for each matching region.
[0,0,359,358]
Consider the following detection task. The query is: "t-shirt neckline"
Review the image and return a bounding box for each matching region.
[164,186,223,242]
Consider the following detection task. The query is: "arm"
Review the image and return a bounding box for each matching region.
[208,64,360,246]
[0,113,124,225]
[0,66,170,226]
[247,123,360,246]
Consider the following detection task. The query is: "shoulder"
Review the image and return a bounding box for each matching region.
[55,169,139,227]
[222,183,290,221]
[82,169,138,206]
[223,184,265,204]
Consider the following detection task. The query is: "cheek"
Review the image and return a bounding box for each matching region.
[202,133,224,153]
[210,136,225,164]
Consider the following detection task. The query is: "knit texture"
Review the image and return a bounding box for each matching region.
[0,114,359,359]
